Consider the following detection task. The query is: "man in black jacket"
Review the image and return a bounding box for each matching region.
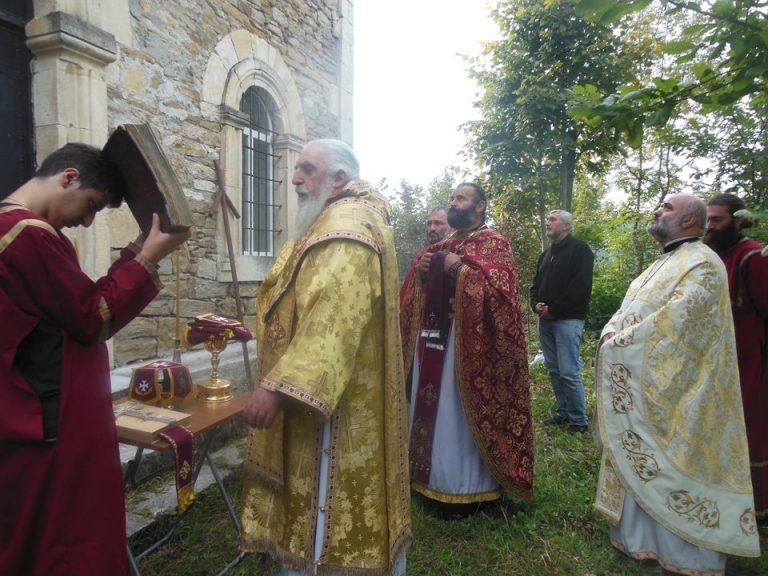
[530,210,594,433]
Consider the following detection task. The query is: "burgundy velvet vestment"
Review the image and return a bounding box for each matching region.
[719,237,768,515]
[0,205,160,575]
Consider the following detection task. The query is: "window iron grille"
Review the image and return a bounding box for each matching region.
[240,89,281,256]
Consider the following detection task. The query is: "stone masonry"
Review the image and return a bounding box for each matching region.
[105,0,351,369]
[22,0,354,374]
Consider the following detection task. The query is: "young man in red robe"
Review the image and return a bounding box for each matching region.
[0,143,190,575]
[705,193,768,523]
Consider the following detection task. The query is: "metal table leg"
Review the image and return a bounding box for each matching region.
[128,544,141,576]
[216,551,247,576]
[125,429,245,575]
[124,446,145,489]
[206,448,241,533]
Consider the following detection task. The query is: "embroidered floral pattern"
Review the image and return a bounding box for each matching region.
[401,228,534,497]
[241,188,412,570]
[265,315,286,349]
[595,243,760,557]
[613,312,641,347]
[619,430,660,482]
[740,508,757,536]
[666,490,720,528]
[416,380,438,405]
[608,363,633,414]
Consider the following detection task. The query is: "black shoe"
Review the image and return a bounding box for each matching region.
[542,414,568,426]
[567,423,588,433]
[419,495,492,519]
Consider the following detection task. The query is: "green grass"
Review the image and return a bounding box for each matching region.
[130,366,768,575]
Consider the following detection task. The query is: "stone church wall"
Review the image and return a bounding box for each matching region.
[24,0,353,368]
[97,0,348,365]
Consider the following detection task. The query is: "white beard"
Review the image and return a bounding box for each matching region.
[293,180,334,238]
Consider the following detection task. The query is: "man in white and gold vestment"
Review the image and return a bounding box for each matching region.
[239,139,411,575]
[595,193,760,576]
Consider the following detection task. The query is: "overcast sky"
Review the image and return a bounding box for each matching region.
[352,2,498,192]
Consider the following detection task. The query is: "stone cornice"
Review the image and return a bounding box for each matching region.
[25,11,117,65]
[274,134,305,153]
[219,105,249,129]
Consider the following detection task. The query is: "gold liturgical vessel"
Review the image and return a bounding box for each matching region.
[108,124,253,404]
[196,333,234,402]
[184,313,252,403]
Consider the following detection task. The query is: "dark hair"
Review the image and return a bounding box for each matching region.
[457,182,486,204]
[707,193,746,216]
[708,193,752,228]
[455,182,487,222]
[35,143,125,207]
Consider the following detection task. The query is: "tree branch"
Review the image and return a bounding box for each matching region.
[664,0,763,33]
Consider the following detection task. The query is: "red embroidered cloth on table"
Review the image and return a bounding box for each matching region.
[128,360,192,403]
[158,425,196,512]
[181,313,252,347]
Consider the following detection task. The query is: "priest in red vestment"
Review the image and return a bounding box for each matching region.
[705,193,768,522]
[0,143,190,575]
[400,182,533,513]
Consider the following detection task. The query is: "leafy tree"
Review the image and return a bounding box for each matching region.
[575,196,658,335]
[465,0,640,243]
[389,168,458,281]
[567,1,767,321]
[390,180,426,281]
[569,0,767,283]
[571,0,768,160]
[491,203,542,299]
[604,117,699,275]
[681,101,768,206]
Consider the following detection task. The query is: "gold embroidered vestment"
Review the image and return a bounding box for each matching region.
[595,241,760,557]
[240,184,411,574]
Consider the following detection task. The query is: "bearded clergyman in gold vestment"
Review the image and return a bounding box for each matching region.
[239,139,411,576]
[595,193,760,576]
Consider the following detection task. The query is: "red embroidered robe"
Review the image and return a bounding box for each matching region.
[400,227,533,497]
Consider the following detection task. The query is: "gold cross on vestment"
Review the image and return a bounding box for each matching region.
[343,410,366,452]
[294,442,317,477]
[259,491,277,526]
[306,372,329,399]
[339,208,371,229]
[339,209,359,223]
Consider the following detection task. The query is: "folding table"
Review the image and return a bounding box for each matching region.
[117,390,249,576]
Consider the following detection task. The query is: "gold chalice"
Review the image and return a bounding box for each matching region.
[196,332,234,402]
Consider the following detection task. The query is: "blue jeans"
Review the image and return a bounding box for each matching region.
[538,318,588,426]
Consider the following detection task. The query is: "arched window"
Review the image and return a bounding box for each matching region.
[240,87,277,257]
[202,31,307,281]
